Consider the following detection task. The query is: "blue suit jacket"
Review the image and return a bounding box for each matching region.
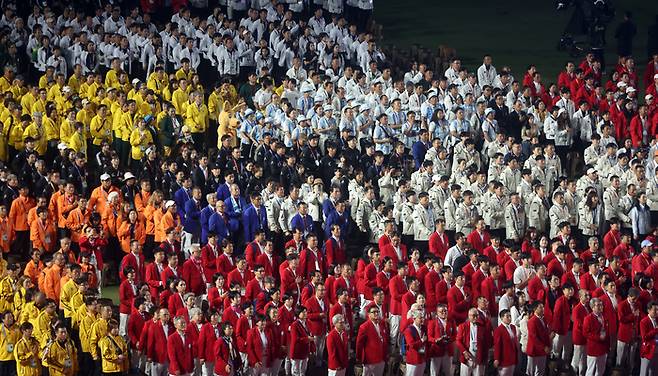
[208,212,230,242]
[412,141,429,169]
[216,183,231,202]
[322,199,336,219]
[200,205,215,244]
[174,187,191,219]
[324,209,350,239]
[224,195,248,233]
[290,213,314,235]
[183,198,202,234]
[242,204,268,242]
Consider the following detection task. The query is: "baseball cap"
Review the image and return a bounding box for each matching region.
[641,239,653,248]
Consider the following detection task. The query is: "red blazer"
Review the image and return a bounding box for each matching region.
[300,283,315,304]
[436,279,450,305]
[161,266,181,287]
[546,258,568,279]
[329,302,353,331]
[380,243,408,271]
[466,230,490,253]
[325,237,346,267]
[456,321,491,365]
[639,315,658,359]
[256,252,280,280]
[561,271,580,291]
[427,318,456,357]
[119,252,146,282]
[213,337,237,376]
[356,319,388,365]
[461,262,477,287]
[403,324,427,365]
[216,253,236,276]
[603,230,621,258]
[222,306,242,329]
[227,268,253,289]
[572,303,590,346]
[208,287,227,310]
[326,328,349,370]
[148,321,174,364]
[470,269,487,298]
[167,293,185,317]
[358,262,379,300]
[632,253,652,279]
[630,115,649,148]
[579,272,597,292]
[280,267,301,303]
[447,285,470,324]
[145,262,165,299]
[583,312,610,356]
[266,320,287,359]
[481,276,501,314]
[299,247,327,278]
[526,315,551,357]
[139,319,154,353]
[201,243,220,281]
[245,278,264,303]
[428,231,450,260]
[493,324,519,367]
[332,276,357,304]
[600,292,620,334]
[376,270,393,306]
[617,298,640,343]
[389,275,408,315]
[235,315,254,353]
[198,322,221,361]
[289,319,314,360]
[304,296,329,336]
[127,311,149,347]
[246,327,273,367]
[527,276,548,303]
[118,279,137,314]
[182,258,207,295]
[551,295,572,335]
[424,270,442,312]
[244,241,263,270]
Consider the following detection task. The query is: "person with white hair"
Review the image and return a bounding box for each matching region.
[327,314,349,376]
[403,309,427,376]
[582,298,609,376]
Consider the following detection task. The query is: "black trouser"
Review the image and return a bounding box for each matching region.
[10,230,28,259]
[0,360,16,376]
[191,132,205,153]
[414,240,429,255]
[401,234,414,249]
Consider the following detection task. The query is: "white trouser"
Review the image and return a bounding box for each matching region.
[151,362,168,376]
[405,363,425,376]
[527,355,546,376]
[390,314,401,346]
[498,366,515,376]
[119,313,129,336]
[429,355,452,376]
[170,374,191,376]
[616,340,637,369]
[201,361,215,376]
[291,358,308,376]
[459,362,485,376]
[571,345,586,376]
[284,357,292,375]
[314,334,326,362]
[640,351,658,376]
[252,365,269,376]
[363,362,385,376]
[328,369,346,376]
[552,332,573,362]
[585,355,606,376]
[181,231,194,259]
[240,352,248,373]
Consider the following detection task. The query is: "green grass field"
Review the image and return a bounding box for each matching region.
[374,0,656,89]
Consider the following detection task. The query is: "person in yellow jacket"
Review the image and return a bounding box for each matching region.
[22,112,48,155]
[37,67,54,90]
[46,74,65,102]
[0,311,20,372]
[0,264,19,314]
[20,86,38,116]
[118,100,137,166]
[77,295,97,374]
[89,305,112,364]
[66,64,83,95]
[34,299,57,348]
[98,319,128,375]
[105,58,121,90]
[13,277,33,322]
[14,322,40,376]
[59,264,81,326]
[42,106,60,158]
[75,99,93,137]
[146,66,167,96]
[68,122,87,158]
[6,110,26,159]
[171,79,189,114]
[90,105,112,157]
[42,324,78,376]
[129,118,153,168]
[185,91,209,150]
[31,89,47,117]
[59,109,76,146]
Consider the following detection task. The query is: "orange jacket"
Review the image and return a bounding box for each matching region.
[144,204,159,236]
[153,208,166,242]
[88,186,120,215]
[102,203,120,237]
[23,260,44,285]
[66,208,90,243]
[48,190,63,221]
[0,217,10,252]
[81,263,98,289]
[134,191,151,216]
[56,193,77,228]
[30,218,57,253]
[9,195,35,232]
[155,211,181,243]
[118,220,146,253]
[44,264,63,301]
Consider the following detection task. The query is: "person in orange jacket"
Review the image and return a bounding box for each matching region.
[101,191,121,239]
[47,176,65,221]
[88,173,121,215]
[9,185,35,254]
[56,183,77,237]
[26,196,49,230]
[118,209,146,253]
[0,205,11,253]
[23,249,44,285]
[66,197,90,245]
[43,252,65,302]
[30,208,57,253]
[156,201,182,243]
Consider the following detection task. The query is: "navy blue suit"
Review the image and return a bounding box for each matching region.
[412,140,430,169]
[200,204,215,244]
[242,204,268,242]
[174,187,192,219]
[290,213,314,236]
[183,198,202,235]
[322,199,337,219]
[216,183,231,201]
[324,209,350,239]
[224,195,248,234]
[208,212,230,242]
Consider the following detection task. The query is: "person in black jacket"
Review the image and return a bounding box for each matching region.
[267,142,286,180]
[319,142,338,187]
[301,135,322,175]
[67,153,88,196]
[192,155,210,193]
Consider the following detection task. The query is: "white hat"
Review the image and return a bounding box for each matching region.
[123,172,136,181]
[432,175,441,182]
[296,115,307,122]
[244,108,254,116]
[164,200,175,209]
[62,86,72,93]
[132,78,141,85]
[145,146,155,156]
[100,173,111,181]
[359,104,371,113]
[484,108,495,116]
[323,104,333,111]
[654,73,658,80]
[646,94,654,100]
[82,99,90,106]
[428,92,438,99]
[641,239,653,248]
[108,191,119,202]
[587,168,597,175]
[301,83,314,93]
[616,149,626,157]
[264,117,273,124]
[57,142,68,150]
[626,87,636,93]
[616,81,627,88]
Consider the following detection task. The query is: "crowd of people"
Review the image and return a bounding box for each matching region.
[0,1,658,376]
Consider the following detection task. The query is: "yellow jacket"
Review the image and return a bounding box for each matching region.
[129,128,153,160]
[43,116,59,142]
[208,91,222,121]
[0,323,20,361]
[67,75,81,94]
[20,93,36,116]
[46,84,62,102]
[175,68,194,81]
[59,119,74,145]
[78,309,96,354]
[5,117,24,150]
[38,75,49,89]
[68,131,86,157]
[22,123,47,155]
[185,103,209,133]
[86,82,99,100]
[14,336,40,376]
[89,318,107,360]
[147,74,167,96]
[99,334,129,373]
[34,311,54,348]
[13,287,27,320]
[17,302,38,325]
[59,279,77,319]
[119,112,136,141]
[90,115,112,146]
[43,339,78,376]
[0,276,14,313]
[171,89,188,115]
[75,109,92,137]
[105,69,120,90]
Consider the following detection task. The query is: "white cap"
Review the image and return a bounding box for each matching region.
[359,104,370,112]
[100,173,111,181]
[164,200,175,209]
[296,115,307,122]
[587,167,597,175]
[62,86,72,93]
[617,81,627,88]
[654,73,658,80]
[244,108,254,116]
[132,78,141,85]
[323,104,333,111]
[57,142,68,150]
[484,108,495,116]
[641,239,653,248]
[123,172,136,180]
[264,117,273,124]
[301,83,314,93]
[82,99,90,106]
[432,175,441,182]
[626,87,636,93]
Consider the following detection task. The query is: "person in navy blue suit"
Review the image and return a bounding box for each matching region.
[182,187,203,254]
[290,201,315,237]
[412,129,431,169]
[200,193,217,245]
[242,193,268,243]
[322,186,342,220]
[174,175,193,219]
[224,183,248,249]
[324,200,350,239]
[216,170,236,202]
[208,200,230,243]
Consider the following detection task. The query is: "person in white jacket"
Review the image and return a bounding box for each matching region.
[412,192,435,253]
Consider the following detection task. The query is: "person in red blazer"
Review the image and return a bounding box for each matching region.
[456,308,492,376]
[303,283,328,366]
[380,234,408,272]
[201,232,220,280]
[216,241,237,277]
[235,305,255,367]
[427,304,456,376]
[428,219,450,260]
[326,314,349,376]
[222,292,243,328]
[639,301,658,375]
[616,288,641,367]
[579,260,600,292]
[256,240,280,280]
[480,264,503,315]
[526,301,552,376]
[213,322,239,376]
[289,306,315,375]
[561,258,583,290]
[527,263,549,303]
[167,280,187,317]
[600,278,620,356]
[182,244,208,295]
[447,271,471,324]
[325,224,347,267]
[403,310,427,376]
[332,265,358,306]
[299,234,327,278]
[119,241,146,282]
[388,264,408,346]
[356,306,388,376]
[629,106,650,148]
[246,315,273,375]
[583,298,610,375]
[546,247,570,279]
[470,255,490,299]
[227,257,253,290]
[571,289,591,374]
[118,267,138,336]
[329,289,354,331]
[280,254,303,304]
[424,258,442,313]
[127,297,149,370]
[493,309,520,376]
[245,265,266,303]
[365,288,390,323]
[466,221,491,253]
[358,249,381,302]
[198,311,222,376]
[551,283,575,362]
[167,316,194,376]
[244,231,266,270]
[376,258,395,308]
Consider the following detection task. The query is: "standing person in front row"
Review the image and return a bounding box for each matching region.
[14,322,40,376]
[526,301,552,376]
[43,324,78,376]
[404,310,427,376]
[356,305,388,376]
[326,314,349,376]
[98,319,129,375]
[289,306,314,376]
[640,301,658,376]
[583,298,609,376]
[493,309,520,376]
[456,308,492,376]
